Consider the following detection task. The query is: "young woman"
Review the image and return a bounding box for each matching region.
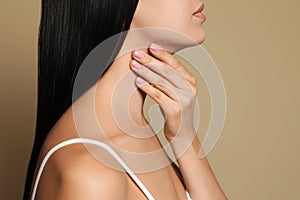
[24,0,227,199]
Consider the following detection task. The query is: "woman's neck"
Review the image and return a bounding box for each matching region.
[93,48,153,140]
[72,27,192,142]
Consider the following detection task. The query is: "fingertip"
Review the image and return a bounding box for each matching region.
[150,43,161,53]
[135,77,147,86]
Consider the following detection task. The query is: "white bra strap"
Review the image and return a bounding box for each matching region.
[31,138,155,200]
[186,190,192,200]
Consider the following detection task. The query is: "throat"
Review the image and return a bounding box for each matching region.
[93,51,151,139]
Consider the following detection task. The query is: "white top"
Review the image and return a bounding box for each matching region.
[31,138,192,200]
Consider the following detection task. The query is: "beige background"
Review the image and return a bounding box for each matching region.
[1,0,300,199]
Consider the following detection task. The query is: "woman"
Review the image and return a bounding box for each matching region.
[24,0,227,199]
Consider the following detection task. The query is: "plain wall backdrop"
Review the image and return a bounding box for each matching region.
[1,0,299,199]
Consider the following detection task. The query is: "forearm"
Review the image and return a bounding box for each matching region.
[130,44,227,199]
[170,133,227,200]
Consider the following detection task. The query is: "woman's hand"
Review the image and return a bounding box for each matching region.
[130,43,197,142]
[130,44,228,200]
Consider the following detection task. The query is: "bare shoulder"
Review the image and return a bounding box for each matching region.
[49,143,129,200]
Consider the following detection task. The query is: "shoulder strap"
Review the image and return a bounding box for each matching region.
[31,138,155,200]
[186,191,192,200]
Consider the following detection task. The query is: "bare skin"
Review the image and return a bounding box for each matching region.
[31,1,227,199]
[33,49,190,199]
[32,46,227,200]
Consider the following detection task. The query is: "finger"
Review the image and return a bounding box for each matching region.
[135,76,175,110]
[130,60,178,100]
[132,51,190,90]
[132,49,164,67]
[149,43,196,86]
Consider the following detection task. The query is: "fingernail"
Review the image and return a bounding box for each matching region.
[132,60,142,69]
[150,43,161,52]
[136,77,146,85]
[133,50,145,59]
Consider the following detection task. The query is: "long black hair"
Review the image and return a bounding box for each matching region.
[24,0,186,199]
[24,0,139,198]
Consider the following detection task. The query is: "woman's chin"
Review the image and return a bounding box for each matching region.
[192,29,206,45]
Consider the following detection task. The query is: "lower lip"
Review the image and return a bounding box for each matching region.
[193,12,206,21]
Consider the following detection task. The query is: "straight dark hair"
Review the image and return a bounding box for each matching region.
[24,0,138,198]
[24,0,185,199]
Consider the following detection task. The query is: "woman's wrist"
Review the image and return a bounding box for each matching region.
[165,128,200,157]
[169,133,227,200]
